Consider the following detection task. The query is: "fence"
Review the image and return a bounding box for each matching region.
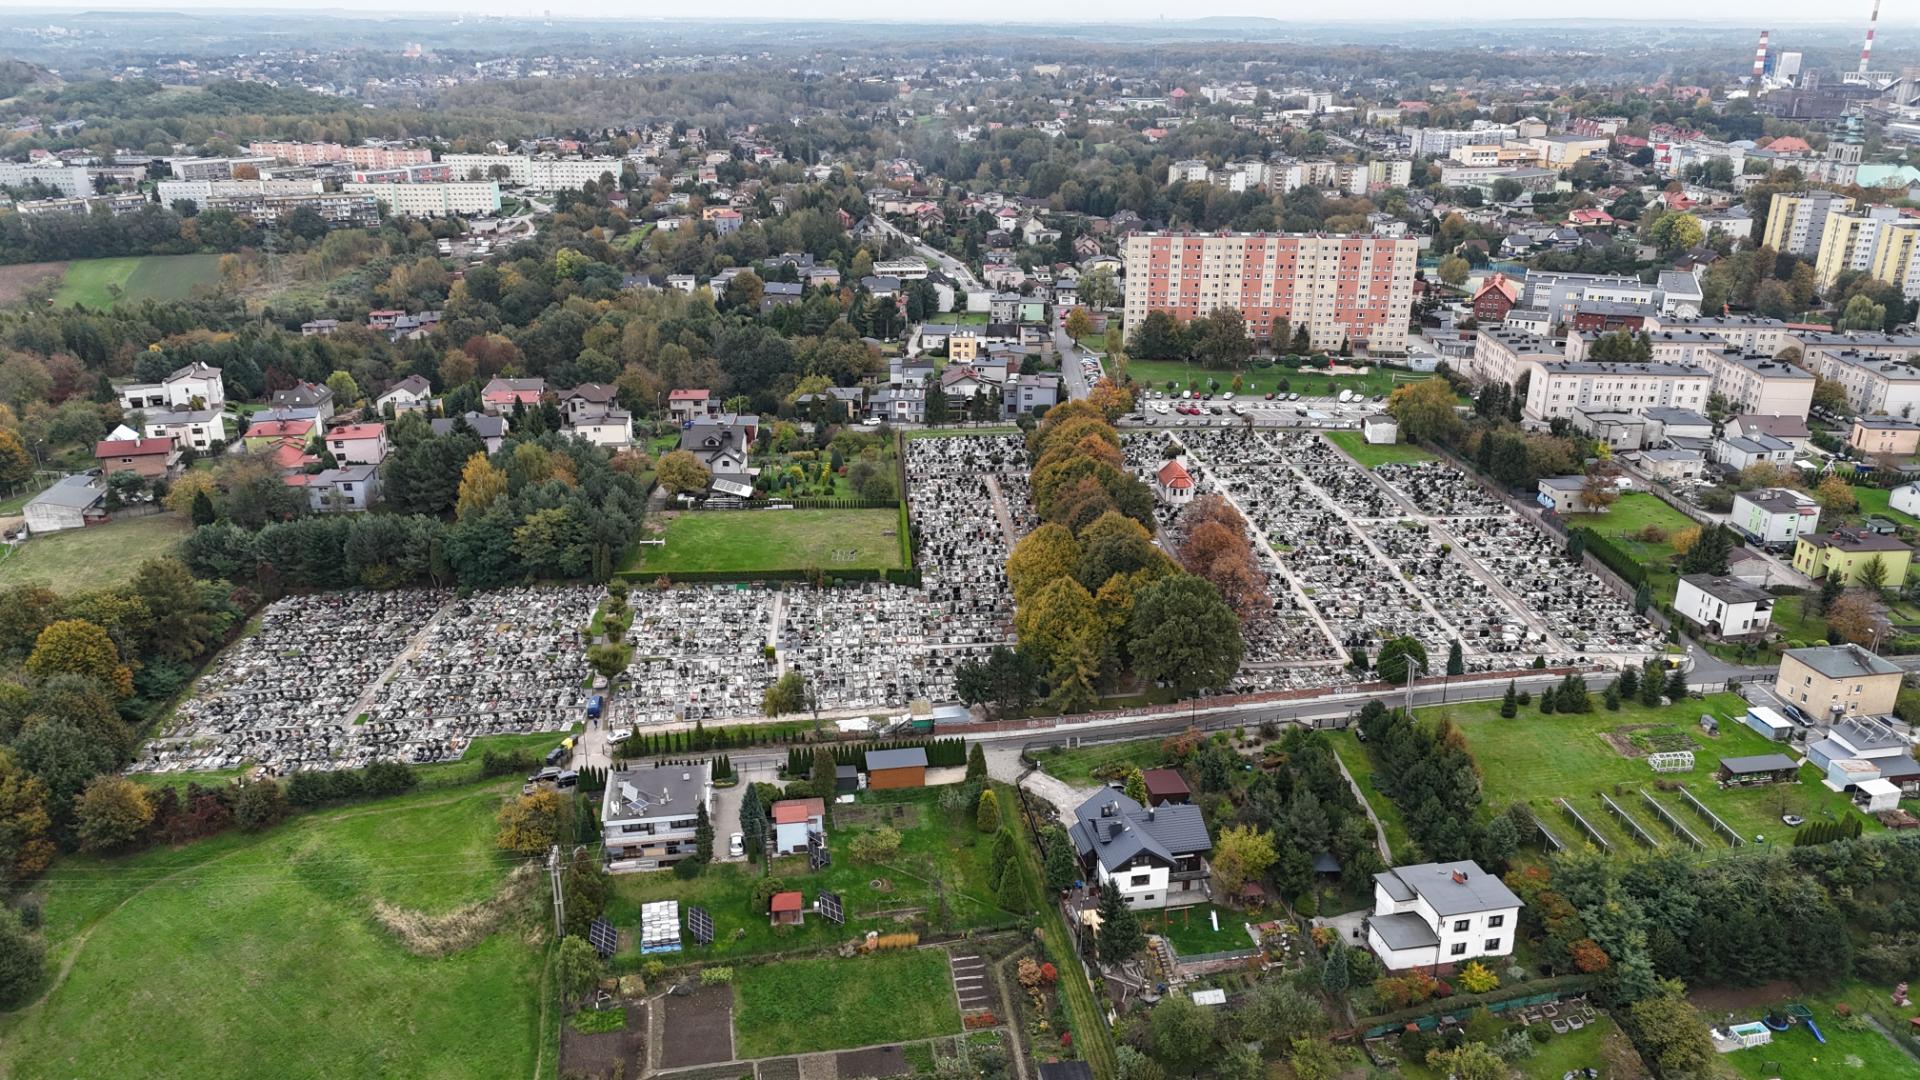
[1357,974,1597,1038]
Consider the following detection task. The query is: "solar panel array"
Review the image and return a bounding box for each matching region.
[588,917,618,958]
[807,829,831,871]
[818,889,844,925]
[687,904,715,946]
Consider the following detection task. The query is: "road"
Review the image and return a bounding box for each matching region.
[1052,323,1096,400]
[867,216,985,294]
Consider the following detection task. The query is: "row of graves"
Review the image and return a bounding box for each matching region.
[902,433,1027,652]
[1144,429,1661,691]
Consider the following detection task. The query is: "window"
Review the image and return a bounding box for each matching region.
[1485,938,1503,952]
[1488,914,1505,928]
[1452,919,1470,932]
[1450,943,1468,957]
[1131,874,1151,887]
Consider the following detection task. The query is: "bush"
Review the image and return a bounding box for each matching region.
[699,966,734,985]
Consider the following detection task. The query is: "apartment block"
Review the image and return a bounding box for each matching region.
[1121,231,1417,352]
[1693,349,1815,417]
[1641,314,1792,356]
[1522,361,1711,425]
[1813,206,1920,291]
[1761,191,1855,257]
[1801,348,1920,416]
[441,154,625,191]
[343,181,501,218]
[1470,326,1563,386]
[248,142,432,169]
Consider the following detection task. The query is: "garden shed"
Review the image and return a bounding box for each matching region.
[865,747,928,789]
[1717,754,1799,786]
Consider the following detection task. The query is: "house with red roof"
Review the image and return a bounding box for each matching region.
[771,797,826,854]
[769,890,805,925]
[481,377,546,415]
[94,437,179,482]
[668,388,716,424]
[1472,273,1521,323]
[1566,207,1616,229]
[1154,458,1195,506]
[324,422,389,466]
[244,417,316,452]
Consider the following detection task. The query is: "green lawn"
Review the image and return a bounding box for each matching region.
[0,782,549,1079]
[1853,485,1920,530]
[0,513,193,593]
[1397,1014,1637,1079]
[1565,491,1698,596]
[1437,693,1877,853]
[1033,739,1170,786]
[1722,984,1920,1080]
[53,254,223,308]
[1330,731,1412,863]
[1325,430,1437,468]
[606,788,1008,963]
[623,508,903,575]
[1120,359,1431,400]
[1142,903,1256,957]
[733,948,960,1058]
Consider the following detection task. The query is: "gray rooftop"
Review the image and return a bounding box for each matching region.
[1069,791,1212,873]
[432,412,508,439]
[1680,573,1773,606]
[604,763,709,823]
[865,747,928,771]
[1785,644,1903,681]
[1719,753,1800,775]
[1370,911,1441,950]
[29,473,104,510]
[1373,860,1522,917]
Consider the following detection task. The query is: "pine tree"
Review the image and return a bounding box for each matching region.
[1665,666,1688,701]
[1540,692,1556,715]
[1632,580,1651,613]
[976,788,1001,833]
[1447,640,1464,677]
[966,742,987,781]
[1499,680,1518,719]
[739,783,765,863]
[1095,886,1144,965]
[1043,828,1079,892]
[694,802,714,863]
[1123,767,1148,806]
[1617,665,1640,700]
[1321,941,1351,996]
[1603,682,1621,711]
[1640,659,1666,706]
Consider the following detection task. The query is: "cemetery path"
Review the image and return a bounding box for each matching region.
[340,602,450,726]
[982,474,1020,550]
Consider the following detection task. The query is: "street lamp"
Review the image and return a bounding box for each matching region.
[1403,656,1427,715]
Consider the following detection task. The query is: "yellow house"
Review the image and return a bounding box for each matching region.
[1848,415,1920,458]
[949,330,979,364]
[1791,528,1913,585]
[1775,644,1903,719]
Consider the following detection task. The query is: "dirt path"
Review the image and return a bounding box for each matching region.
[1329,744,1393,862]
[983,474,1020,549]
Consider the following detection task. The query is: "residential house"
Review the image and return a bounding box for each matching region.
[244,416,318,453]
[1849,416,1920,459]
[481,377,546,415]
[1714,433,1794,471]
[1154,459,1195,505]
[668,388,716,423]
[1674,574,1774,639]
[24,472,106,534]
[864,747,928,790]
[302,464,381,512]
[567,403,634,450]
[270,381,336,421]
[557,383,620,423]
[1732,488,1821,546]
[1141,769,1191,807]
[770,798,826,855]
[1892,482,1920,518]
[1005,373,1061,417]
[375,374,433,415]
[868,387,926,424]
[116,361,226,412]
[139,408,227,453]
[1628,448,1707,481]
[430,412,509,454]
[1791,528,1912,585]
[601,763,712,872]
[93,437,179,481]
[1535,476,1596,513]
[324,423,389,466]
[1726,414,1813,452]
[1777,644,1903,721]
[679,414,758,491]
[1068,791,1212,910]
[1367,861,1523,972]
[760,282,804,312]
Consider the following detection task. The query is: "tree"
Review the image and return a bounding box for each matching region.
[324,370,362,406]
[496,789,564,855]
[0,429,31,487]
[1147,993,1218,1076]
[0,907,43,1009]
[1839,292,1887,332]
[1123,766,1148,806]
[966,743,987,782]
[1191,308,1253,369]
[1677,523,1734,575]
[1095,881,1144,964]
[1500,680,1518,718]
[1628,980,1718,1078]
[1374,636,1429,686]
[1007,524,1082,605]
[1457,959,1498,993]
[656,450,712,495]
[693,802,714,864]
[1446,639,1464,677]
[1236,980,1327,1049]
[73,774,152,852]
[1579,472,1619,513]
[1815,473,1859,515]
[456,453,508,520]
[739,782,767,862]
[1424,1044,1504,1080]
[190,487,216,527]
[762,670,806,716]
[26,619,131,698]
[556,934,602,997]
[1386,379,1462,443]
[1064,308,1095,340]
[587,643,629,681]
[1209,824,1277,897]
[1129,575,1244,693]
[233,779,289,831]
[0,749,53,883]
[1437,256,1470,286]
[1856,553,1892,591]
[975,787,1002,833]
[848,826,902,863]
[1825,590,1888,646]
[1043,828,1078,891]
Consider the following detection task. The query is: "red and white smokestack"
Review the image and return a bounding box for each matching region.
[1861,0,1881,75]
[1753,30,1770,80]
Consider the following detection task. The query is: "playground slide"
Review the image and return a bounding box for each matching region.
[1806,1019,1827,1045]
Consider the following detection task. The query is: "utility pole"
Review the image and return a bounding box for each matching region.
[547,844,565,936]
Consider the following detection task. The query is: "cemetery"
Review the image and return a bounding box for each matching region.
[1138,427,1664,695]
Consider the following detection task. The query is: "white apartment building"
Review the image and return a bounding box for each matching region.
[440,154,625,191]
[247,141,431,169]
[1408,126,1517,156]
[1469,327,1563,387]
[0,162,91,198]
[1802,348,1920,416]
[155,178,322,207]
[343,181,501,218]
[1368,861,1523,972]
[1761,191,1856,257]
[1523,361,1710,425]
[1693,350,1816,418]
[1642,314,1792,356]
[1168,159,1212,184]
[1675,574,1775,639]
[1732,487,1821,546]
[1368,158,1414,188]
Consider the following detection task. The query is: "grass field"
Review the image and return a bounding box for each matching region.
[0,782,549,1079]
[1437,693,1876,853]
[0,513,192,593]
[1120,359,1432,400]
[624,508,903,575]
[52,254,223,309]
[1033,739,1170,786]
[1853,485,1920,530]
[1721,984,1920,1080]
[605,788,1008,963]
[732,949,960,1058]
[1325,430,1437,469]
[1142,903,1256,957]
[1396,1015,1639,1079]
[1564,492,1697,596]
[1329,731,1413,862]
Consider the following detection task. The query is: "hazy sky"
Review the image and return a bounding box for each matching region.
[19,2,1919,27]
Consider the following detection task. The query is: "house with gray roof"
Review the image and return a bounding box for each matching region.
[24,472,106,534]
[431,411,509,454]
[602,762,711,872]
[1368,860,1522,971]
[1068,791,1212,910]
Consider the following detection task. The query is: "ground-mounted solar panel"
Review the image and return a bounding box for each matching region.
[818,890,844,925]
[686,904,715,946]
[807,829,831,871]
[588,916,618,958]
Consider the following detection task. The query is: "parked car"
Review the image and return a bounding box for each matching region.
[729,832,745,857]
[1783,703,1814,726]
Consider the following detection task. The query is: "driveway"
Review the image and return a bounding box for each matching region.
[710,755,778,862]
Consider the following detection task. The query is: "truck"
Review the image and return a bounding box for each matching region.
[586,695,605,720]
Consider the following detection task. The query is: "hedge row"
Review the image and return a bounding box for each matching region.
[1576,527,1646,587]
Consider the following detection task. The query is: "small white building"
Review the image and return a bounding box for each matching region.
[1891,482,1920,519]
[1367,860,1523,971]
[1731,487,1820,547]
[323,423,389,466]
[1674,573,1774,639]
[139,408,228,453]
[1714,433,1794,471]
[23,473,105,534]
[1154,458,1195,506]
[301,464,381,512]
[375,374,433,415]
[1362,413,1399,445]
[565,404,634,450]
[602,763,712,872]
[770,797,826,855]
[1536,475,1594,514]
[117,361,226,412]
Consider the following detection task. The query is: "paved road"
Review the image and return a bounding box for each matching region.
[868,217,984,293]
[1052,324,1095,400]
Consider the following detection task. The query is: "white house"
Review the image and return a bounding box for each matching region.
[565,404,634,450]
[324,423,389,466]
[1674,573,1774,639]
[139,408,228,453]
[375,374,433,415]
[301,464,381,513]
[431,412,509,454]
[1732,487,1820,547]
[770,797,826,855]
[1367,860,1523,971]
[1068,792,1212,910]
[1714,433,1794,471]
[1154,459,1195,506]
[1892,482,1920,519]
[1536,476,1595,513]
[117,362,226,412]
[1363,413,1399,445]
[602,763,712,872]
